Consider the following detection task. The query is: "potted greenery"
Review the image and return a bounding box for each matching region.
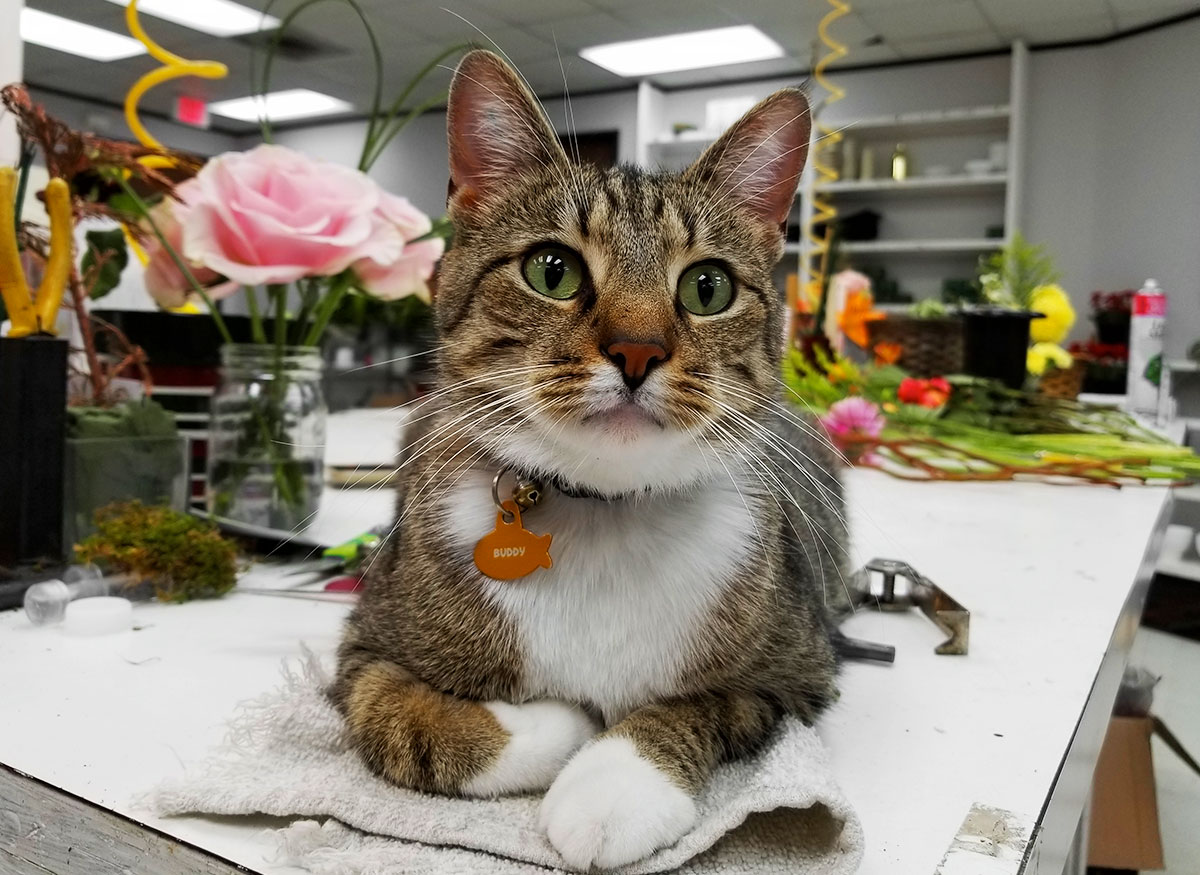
[963,233,1058,389]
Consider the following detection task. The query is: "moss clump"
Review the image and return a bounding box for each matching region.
[75,501,237,603]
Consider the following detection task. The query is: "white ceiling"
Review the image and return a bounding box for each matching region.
[21,0,1200,133]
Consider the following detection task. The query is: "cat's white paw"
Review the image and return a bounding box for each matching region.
[539,736,697,870]
[461,700,598,797]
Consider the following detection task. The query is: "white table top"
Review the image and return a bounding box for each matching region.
[0,472,1168,874]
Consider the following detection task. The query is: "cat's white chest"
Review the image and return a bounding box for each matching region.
[442,472,758,722]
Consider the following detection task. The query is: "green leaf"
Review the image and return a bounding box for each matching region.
[413,214,454,247]
[105,192,142,216]
[82,228,130,300]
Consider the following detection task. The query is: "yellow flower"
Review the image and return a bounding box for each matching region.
[802,280,823,312]
[1029,284,1075,344]
[1027,342,1073,375]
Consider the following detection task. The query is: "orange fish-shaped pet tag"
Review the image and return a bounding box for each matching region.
[474,500,553,581]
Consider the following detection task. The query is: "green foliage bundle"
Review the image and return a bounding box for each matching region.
[75,501,237,603]
[977,232,1059,310]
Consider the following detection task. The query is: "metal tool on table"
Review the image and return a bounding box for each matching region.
[833,557,971,663]
[236,529,386,597]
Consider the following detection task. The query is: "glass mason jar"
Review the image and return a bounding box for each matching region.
[207,345,326,532]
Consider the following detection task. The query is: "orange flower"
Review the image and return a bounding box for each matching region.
[874,341,903,365]
[838,290,885,348]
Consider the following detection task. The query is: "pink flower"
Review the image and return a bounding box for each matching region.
[832,269,872,296]
[352,192,444,302]
[176,144,403,286]
[821,397,885,441]
[143,189,237,308]
[821,397,885,465]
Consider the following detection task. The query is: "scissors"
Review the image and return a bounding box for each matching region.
[0,167,73,338]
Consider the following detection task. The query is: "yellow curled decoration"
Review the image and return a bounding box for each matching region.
[121,0,225,317]
[123,0,228,152]
[1,169,75,337]
[804,0,850,307]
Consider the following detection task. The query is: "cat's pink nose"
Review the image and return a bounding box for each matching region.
[604,340,669,389]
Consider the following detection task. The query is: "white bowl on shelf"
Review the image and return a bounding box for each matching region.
[964,159,993,177]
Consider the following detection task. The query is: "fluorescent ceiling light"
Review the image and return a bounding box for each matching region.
[20,8,146,61]
[209,89,354,123]
[103,0,280,38]
[580,25,784,77]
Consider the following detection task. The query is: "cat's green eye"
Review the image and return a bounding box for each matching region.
[522,247,584,300]
[677,263,733,316]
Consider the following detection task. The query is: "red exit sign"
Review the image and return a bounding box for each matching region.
[175,96,210,128]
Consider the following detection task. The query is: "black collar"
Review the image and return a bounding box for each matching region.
[518,469,650,503]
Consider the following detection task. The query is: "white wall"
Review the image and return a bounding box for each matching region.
[1024,17,1200,356]
[542,90,640,165]
[270,113,449,218]
[0,0,23,165]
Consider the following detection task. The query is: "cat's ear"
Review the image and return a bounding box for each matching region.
[684,89,811,228]
[446,50,567,207]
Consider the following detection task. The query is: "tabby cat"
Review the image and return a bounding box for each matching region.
[332,49,845,870]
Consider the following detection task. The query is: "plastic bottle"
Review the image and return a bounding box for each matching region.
[891,143,909,181]
[859,147,875,181]
[1126,279,1167,416]
[23,565,136,626]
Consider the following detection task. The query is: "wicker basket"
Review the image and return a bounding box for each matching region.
[1038,360,1087,399]
[867,317,964,377]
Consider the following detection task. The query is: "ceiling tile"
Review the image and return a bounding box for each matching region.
[1025,15,1118,42]
[811,12,884,50]
[1107,0,1198,10]
[457,26,557,64]
[1112,0,1200,29]
[481,0,599,26]
[608,0,744,30]
[528,12,639,48]
[844,0,934,8]
[976,0,1113,26]
[515,56,629,95]
[402,1,514,42]
[891,32,1007,59]
[859,0,995,42]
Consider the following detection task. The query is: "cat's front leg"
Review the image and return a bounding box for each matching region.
[335,658,597,797]
[539,692,779,869]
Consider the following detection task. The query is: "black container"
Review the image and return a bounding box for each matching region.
[0,336,68,565]
[1094,312,1131,346]
[961,308,1040,389]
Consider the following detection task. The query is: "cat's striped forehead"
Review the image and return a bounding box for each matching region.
[456,160,776,290]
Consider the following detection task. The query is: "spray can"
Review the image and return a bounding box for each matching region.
[1126,279,1166,416]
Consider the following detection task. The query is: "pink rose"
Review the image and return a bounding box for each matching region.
[352,192,443,302]
[176,144,402,286]
[143,189,237,308]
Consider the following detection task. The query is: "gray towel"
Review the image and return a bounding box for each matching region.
[146,651,863,874]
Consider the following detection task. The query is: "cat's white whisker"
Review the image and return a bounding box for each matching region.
[342,341,463,373]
